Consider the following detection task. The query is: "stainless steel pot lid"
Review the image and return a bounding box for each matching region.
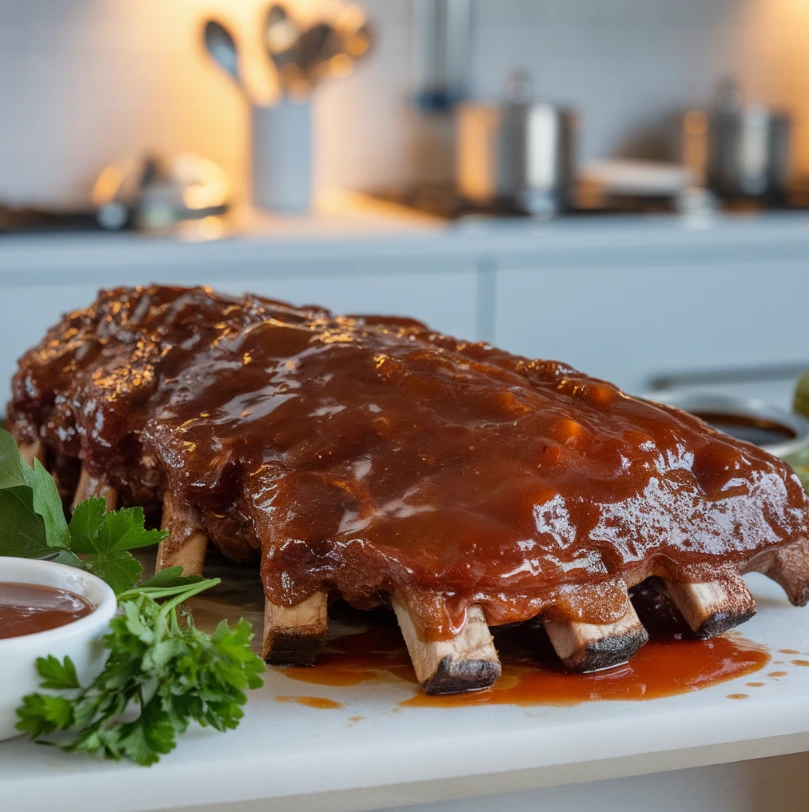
[648,391,809,459]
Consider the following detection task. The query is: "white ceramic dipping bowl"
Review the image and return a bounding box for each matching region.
[0,558,117,741]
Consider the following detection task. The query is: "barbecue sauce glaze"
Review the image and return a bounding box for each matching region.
[8,286,809,641]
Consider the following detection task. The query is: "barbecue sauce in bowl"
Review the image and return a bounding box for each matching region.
[0,582,93,639]
[691,411,797,448]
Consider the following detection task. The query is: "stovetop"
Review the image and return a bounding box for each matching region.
[371,184,809,223]
[4,184,809,233]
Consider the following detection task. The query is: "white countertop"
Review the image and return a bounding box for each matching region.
[1,576,808,812]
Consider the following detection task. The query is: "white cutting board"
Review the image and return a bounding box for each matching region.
[1,573,809,812]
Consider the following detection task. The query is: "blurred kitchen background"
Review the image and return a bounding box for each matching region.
[2,0,809,414]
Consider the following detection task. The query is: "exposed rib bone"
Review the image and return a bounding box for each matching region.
[157,491,208,575]
[392,595,501,694]
[748,537,809,607]
[71,466,118,512]
[71,468,90,509]
[664,572,756,638]
[263,591,329,666]
[545,600,649,672]
[18,440,45,467]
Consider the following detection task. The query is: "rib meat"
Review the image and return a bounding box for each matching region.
[8,285,809,693]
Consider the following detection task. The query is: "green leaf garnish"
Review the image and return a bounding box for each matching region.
[67,497,108,553]
[93,506,167,555]
[16,583,264,766]
[35,654,81,691]
[68,500,166,595]
[0,432,70,550]
[0,486,49,558]
[84,549,144,597]
[1,428,168,594]
[139,565,206,590]
[0,430,31,490]
[27,458,70,550]
[0,428,265,764]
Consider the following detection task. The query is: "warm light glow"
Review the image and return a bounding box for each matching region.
[337,4,365,33]
[684,110,708,136]
[682,111,709,181]
[266,19,298,53]
[183,183,213,209]
[329,53,354,78]
[345,30,370,57]
[91,165,124,207]
[198,215,225,240]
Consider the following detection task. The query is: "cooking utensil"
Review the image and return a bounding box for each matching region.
[682,80,792,200]
[265,3,373,94]
[265,3,302,93]
[303,21,373,88]
[455,72,577,218]
[203,20,241,88]
[412,0,471,110]
[333,5,373,63]
[296,22,334,80]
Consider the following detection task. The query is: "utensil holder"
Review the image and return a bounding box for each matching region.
[251,100,313,214]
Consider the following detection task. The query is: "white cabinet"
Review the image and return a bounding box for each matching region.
[4,214,809,405]
[215,270,478,341]
[493,261,809,395]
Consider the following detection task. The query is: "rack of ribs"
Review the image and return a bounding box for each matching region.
[8,285,809,694]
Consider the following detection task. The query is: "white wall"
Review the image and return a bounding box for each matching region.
[0,0,807,209]
[470,0,740,162]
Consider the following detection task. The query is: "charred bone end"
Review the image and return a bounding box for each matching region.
[263,591,329,666]
[545,600,649,673]
[392,596,501,695]
[664,573,757,639]
[421,655,502,695]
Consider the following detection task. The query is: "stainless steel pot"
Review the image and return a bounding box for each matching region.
[683,81,792,199]
[455,74,577,217]
[709,109,791,198]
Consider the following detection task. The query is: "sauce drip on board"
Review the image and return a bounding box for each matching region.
[281,590,770,707]
[275,695,343,710]
[0,582,93,639]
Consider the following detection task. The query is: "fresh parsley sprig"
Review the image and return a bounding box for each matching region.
[16,579,264,766]
[0,429,165,592]
[0,429,265,765]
